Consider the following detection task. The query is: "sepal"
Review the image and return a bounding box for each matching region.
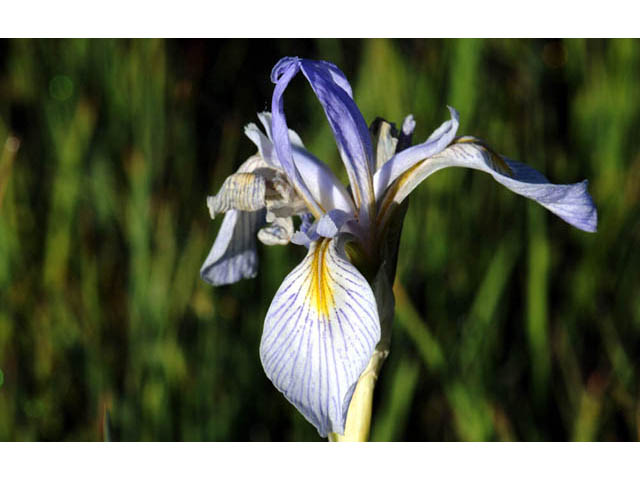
[259,237,381,437]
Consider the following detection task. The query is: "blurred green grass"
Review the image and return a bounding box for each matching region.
[0,39,638,441]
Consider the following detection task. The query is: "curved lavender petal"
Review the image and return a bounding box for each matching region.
[259,237,380,437]
[271,57,376,223]
[373,106,459,200]
[200,209,265,286]
[379,141,597,232]
[312,60,354,98]
[298,59,376,220]
[271,58,325,217]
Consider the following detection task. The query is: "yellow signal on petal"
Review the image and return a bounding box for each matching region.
[453,136,514,177]
[308,239,335,318]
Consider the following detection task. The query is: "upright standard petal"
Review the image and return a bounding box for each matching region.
[298,59,377,222]
[200,209,265,286]
[271,58,325,218]
[313,60,354,99]
[373,107,459,200]
[259,237,381,437]
[272,57,376,223]
[378,140,597,232]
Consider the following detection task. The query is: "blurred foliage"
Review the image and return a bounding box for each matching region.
[0,39,638,441]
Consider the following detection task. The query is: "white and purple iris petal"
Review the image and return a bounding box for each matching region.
[200,155,269,286]
[259,237,380,437]
[200,209,264,286]
[377,139,597,232]
[373,106,460,198]
[271,57,376,227]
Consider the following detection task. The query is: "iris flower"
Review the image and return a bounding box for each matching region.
[201,56,597,438]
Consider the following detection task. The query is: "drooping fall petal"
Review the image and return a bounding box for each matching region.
[200,209,264,286]
[259,237,381,437]
[378,140,597,232]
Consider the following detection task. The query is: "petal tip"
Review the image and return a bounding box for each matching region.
[271,56,300,83]
[446,105,460,124]
[243,122,259,138]
[573,179,598,233]
[402,114,416,136]
[206,195,216,219]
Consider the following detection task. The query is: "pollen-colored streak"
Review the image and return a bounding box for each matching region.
[376,161,420,226]
[487,150,515,178]
[453,137,514,177]
[308,239,335,319]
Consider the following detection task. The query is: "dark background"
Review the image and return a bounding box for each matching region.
[0,39,638,440]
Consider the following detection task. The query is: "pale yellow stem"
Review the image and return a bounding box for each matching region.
[328,349,388,442]
[332,240,396,442]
